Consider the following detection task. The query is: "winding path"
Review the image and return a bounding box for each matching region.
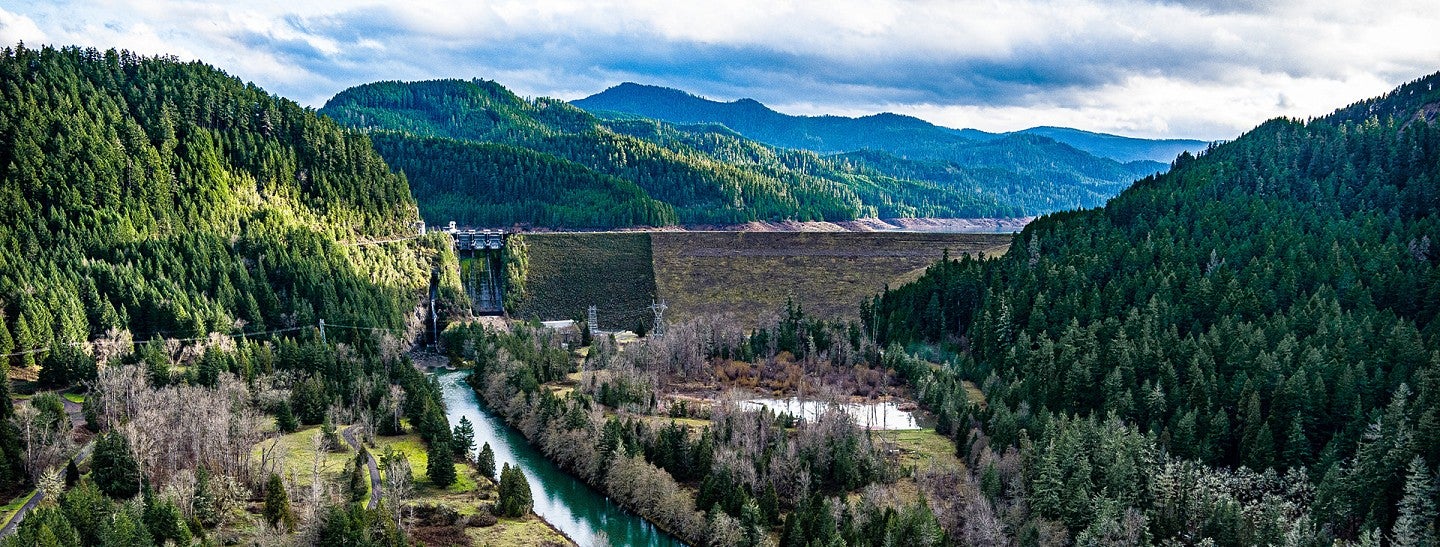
[342,425,382,510]
[1,397,95,537]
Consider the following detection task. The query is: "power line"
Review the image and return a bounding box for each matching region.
[0,325,317,359]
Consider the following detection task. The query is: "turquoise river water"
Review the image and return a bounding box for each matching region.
[434,370,686,547]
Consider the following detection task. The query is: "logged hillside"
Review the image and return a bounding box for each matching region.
[868,71,1440,544]
[319,79,1126,229]
[0,46,435,494]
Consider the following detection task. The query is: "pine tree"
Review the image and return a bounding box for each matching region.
[143,497,192,546]
[63,458,78,488]
[427,439,456,488]
[452,416,476,457]
[275,400,299,434]
[193,466,219,528]
[91,432,141,499]
[497,463,533,517]
[349,450,369,503]
[478,442,496,480]
[1393,456,1437,547]
[263,473,295,531]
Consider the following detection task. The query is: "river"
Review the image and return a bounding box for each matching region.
[434,370,686,547]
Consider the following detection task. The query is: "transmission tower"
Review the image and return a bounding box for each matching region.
[649,300,668,338]
[588,305,599,333]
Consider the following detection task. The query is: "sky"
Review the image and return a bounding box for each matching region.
[2,1,1437,141]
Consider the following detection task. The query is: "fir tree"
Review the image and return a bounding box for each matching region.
[478,442,496,480]
[263,473,295,531]
[427,439,456,488]
[91,432,141,499]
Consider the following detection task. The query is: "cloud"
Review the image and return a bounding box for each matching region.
[2,0,1438,140]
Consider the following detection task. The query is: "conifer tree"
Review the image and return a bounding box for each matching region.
[452,416,476,457]
[91,432,141,499]
[477,442,496,480]
[263,473,295,531]
[427,439,456,488]
[1393,456,1438,547]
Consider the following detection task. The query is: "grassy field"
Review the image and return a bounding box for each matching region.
[468,514,572,546]
[874,428,961,470]
[251,426,356,488]
[373,434,478,502]
[651,231,1012,327]
[511,232,656,330]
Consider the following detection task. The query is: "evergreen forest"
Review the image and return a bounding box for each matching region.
[320,79,1133,229]
[866,71,1440,544]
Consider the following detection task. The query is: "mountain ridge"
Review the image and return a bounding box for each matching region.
[320,78,1137,229]
[573,82,1209,164]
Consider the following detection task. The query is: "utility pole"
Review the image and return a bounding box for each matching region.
[649,300,667,338]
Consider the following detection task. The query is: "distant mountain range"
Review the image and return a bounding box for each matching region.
[573,82,1208,165]
[320,79,1164,229]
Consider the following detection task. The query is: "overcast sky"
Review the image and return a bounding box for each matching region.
[2,0,1437,141]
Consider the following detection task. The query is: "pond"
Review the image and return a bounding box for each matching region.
[741,397,924,430]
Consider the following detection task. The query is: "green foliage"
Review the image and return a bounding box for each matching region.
[870,71,1440,542]
[452,416,476,457]
[192,466,219,528]
[502,233,529,311]
[0,44,426,400]
[477,442,496,480]
[63,458,78,489]
[263,473,295,531]
[320,79,1035,229]
[496,463,533,518]
[60,480,114,546]
[142,496,191,546]
[371,133,676,229]
[91,431,140,499]
[349,450,369,504]
[291,376,329,426]
[313,502,407,547]
[97,502,153,547]
[2,505,81,547]
[275,399,299,434]
[426,439,456,488]
[30,392,68,433]
[38,345,95,388]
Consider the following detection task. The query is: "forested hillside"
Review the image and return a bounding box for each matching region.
[0,45,434,497]
[320,79,1112,229]
[867,72,1440,544]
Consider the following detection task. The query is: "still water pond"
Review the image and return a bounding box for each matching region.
[741,397,924,430]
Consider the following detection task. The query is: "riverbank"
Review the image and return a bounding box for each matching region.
[434,370,685,547]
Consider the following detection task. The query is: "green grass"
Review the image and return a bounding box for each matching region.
[512,232,656,329]
[468,514,572,546]
[874,428,960,470]
[961,380,987,407]
[0,490,37,530]
[250,425,355,488]
[61,392,85,404]
[374,434,478,496]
